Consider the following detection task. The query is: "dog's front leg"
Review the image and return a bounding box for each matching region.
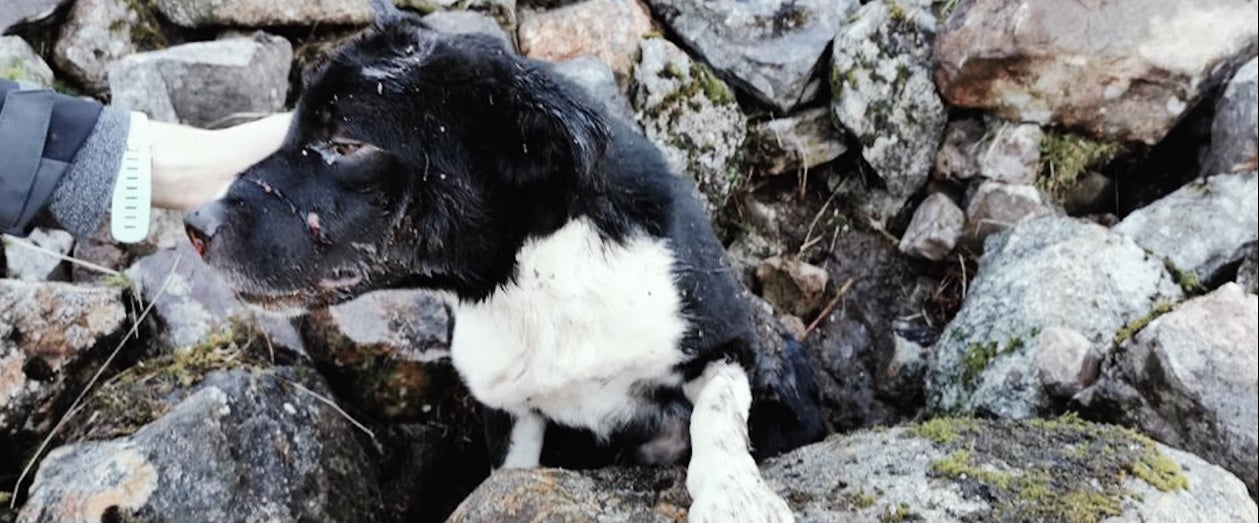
[683,361,794,523]
[499,410,546,469]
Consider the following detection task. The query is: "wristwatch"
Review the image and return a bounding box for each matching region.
[110,111,152,243]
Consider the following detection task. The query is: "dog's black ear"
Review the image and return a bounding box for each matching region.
[505,67,610,187]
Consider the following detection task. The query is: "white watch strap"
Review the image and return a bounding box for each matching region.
[110,111,153,243]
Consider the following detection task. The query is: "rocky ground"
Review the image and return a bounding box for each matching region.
[2,0,1257,521]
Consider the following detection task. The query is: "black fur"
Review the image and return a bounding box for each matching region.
[187,13,824,469]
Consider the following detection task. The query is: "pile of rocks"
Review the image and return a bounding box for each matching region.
[3,0,1256,521]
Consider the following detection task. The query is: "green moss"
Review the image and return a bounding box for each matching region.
[888,2,909,22]
[1,60,30,82]
[842,487,880,509]
[912,415,1188,523]
[878,502,915,523]
[662,61,684,80]
[1038,131,1121,199]
[641,30,664,39]
[1113,302,1176,345]
[1162,259,1204,294]
[960,341,998,388]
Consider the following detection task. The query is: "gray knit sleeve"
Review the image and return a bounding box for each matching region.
[44,106,131,237]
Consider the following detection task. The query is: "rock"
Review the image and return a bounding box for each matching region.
[977,122,1042,184]
[151,0,373,27]
[1204,59,1258,176]
[517,0,653,81]
[51,0,148,93]
[0,280,127,471]
[450,418,1259,522]
[0,0,64,34]
[19,365,386,523]
[1033,326,1101,399]
[831,0,946,201]
[1238,243,1258,294]
[1079,284,1259,496]
[1114,172,1259,285]
[125,243,303,354]
[3,228,73,281]
[397,0,518,35]
[747,108,848,177]
[552,56,637,129]
[899,193,964,261]
[421,9,512,49]
[808,230,938,429]
[963,181,1056,247]
[300,289,473,421]
[933,118,985,181]
[755,256,829,317]
[933,0,1259,145]
[927,216,1184,418]
[0,36,55,86]
[69,211,187,284]
[107,33,292,127]
[632,37,746,213]
[646,0,854,111]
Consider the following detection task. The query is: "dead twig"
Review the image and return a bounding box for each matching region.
[2,234,123,278]
[279,377,380,450]
[804,278,856,338]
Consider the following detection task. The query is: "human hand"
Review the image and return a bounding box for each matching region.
[150,112,292,210]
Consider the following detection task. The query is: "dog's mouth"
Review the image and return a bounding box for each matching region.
[235,271,366,311]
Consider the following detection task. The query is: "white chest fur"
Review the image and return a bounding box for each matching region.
[451,218,688,437]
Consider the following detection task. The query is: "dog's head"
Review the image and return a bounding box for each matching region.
[184,5,610,310]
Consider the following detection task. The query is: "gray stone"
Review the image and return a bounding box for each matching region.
[3,228,73,281]
[631,37,746,213]
[747,108,848,177]
[0,281,127,457]
[755,256,828,317]
[0,0,65,34]
[927,216,1184,418]
[1204,59,1258,176]
[933,118,985,181]
[107,33,292,127]
[51,0,145,93]
[1032,326,1100,399]
[934,0,1258,145]
[1080,283,1259,496]
[69,210,188,284]
[18,368,385,523]
[1114,172,1259,284]
[397,0,518,35]
[421,9,512,49]
[899,193,964,261]
[646,0,855,111]
[963,181,1057,247]
[518,0,653,81]
[151,0,373,27]
[553,56,637,129]
[808,230,938,430]
[1238,243,1258,294]
[831,0,946,201]
[449,420,1258,522]
[125,243,303,354]
[977,122,1042,184]
[301,289,471,420]
[0,36,55,86]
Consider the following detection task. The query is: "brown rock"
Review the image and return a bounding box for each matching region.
[899,193,964,261]
[934,0,1258,144]
[755,256,829,317]
[963,181,1057,248]
[518,0,654,81]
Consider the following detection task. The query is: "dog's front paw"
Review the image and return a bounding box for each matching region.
[688,477,794,523]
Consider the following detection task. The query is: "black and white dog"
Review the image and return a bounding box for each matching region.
[184,3,823,520]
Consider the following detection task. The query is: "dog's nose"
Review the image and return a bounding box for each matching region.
[184,202,226,257]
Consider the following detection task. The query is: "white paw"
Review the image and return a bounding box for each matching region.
[688,477,794,523]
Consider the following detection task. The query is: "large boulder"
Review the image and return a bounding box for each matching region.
[927,216,1183,419]
[0,281,128,473]
[933,0,1259,145]
[1203,58,1258,176]
[552,56,638,129]
[1113,172,1258,285]
[151,0,373,27]
[107,33,292,127]
[18,361,386,523]
[51,0,157,93]
[1079,283,1259,496]
[831,0,946,201]
[631,37,746,215]
[0,36,55,86]
[517,0,653,81]
[450,418,1258,522]
[0,0,64,34]
[646,0,855,111]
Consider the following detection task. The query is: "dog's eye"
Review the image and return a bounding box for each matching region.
[330,139,365,156]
